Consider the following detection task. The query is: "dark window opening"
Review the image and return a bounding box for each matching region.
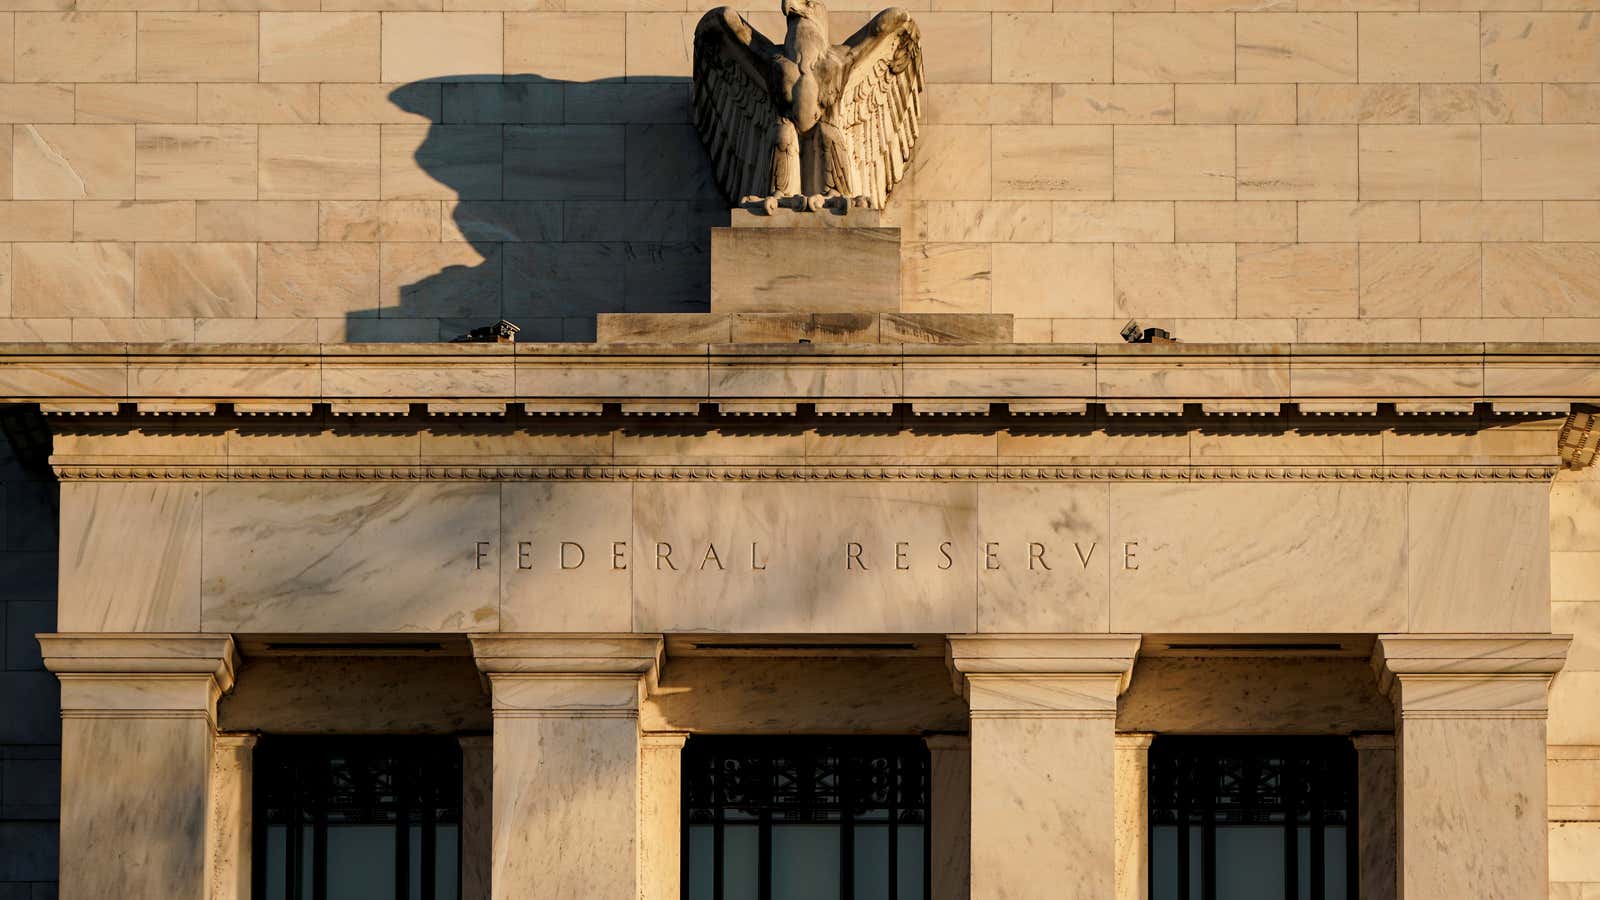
[682,735,931,900]
[253,736,463,900]
[1149,736,1358,900]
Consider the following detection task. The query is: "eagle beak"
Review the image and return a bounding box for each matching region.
[781,0,798,15]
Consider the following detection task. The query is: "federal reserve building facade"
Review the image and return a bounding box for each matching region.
[1,1,1600,899]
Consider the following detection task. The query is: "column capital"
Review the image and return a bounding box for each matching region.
[946,634,1141,718]
[923,733,970,752]
[640,731,689,752]
[1114,732,1156,751]
[469,633,664,719]
[39,633,239,724]
[1371,633,1571,719]
[1350,733,1395,751]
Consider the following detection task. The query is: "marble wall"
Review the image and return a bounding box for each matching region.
[1549,463,1600,899]
[54,478,1552,638]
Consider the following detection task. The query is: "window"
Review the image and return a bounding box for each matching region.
[682,736,930,900]
[1149,736,1358,900]
[253,736,463,900]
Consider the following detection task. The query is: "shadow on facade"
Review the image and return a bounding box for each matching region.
[342,75,728,342]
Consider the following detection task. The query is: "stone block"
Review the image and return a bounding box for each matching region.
[1546,85,1600,124]
[1419,201,1540,242]
[1298,200,1418,242]
[14,13,134,83]
[1358,13,1478,82]
[258,125,379,201]
[1112,242,1235,318]
[1483,243,1600,318]
[1053,201,1173,242]
[505,13,625,81]
[1236,124,1357,199]
[1483,125,1600,200]
[0,86,72,125]
[1175,84,1296,124]
[1236,13,1356,83]
[992,13,1111,83]
[443,83,563,124]
[710,226,901,314]
[1408,483,1550,632]
[624,12,696,81]
[259,12,380,83]
[977,483,1109,632]
[135,125,258,201]
[1118,658,1392,733]
[196,200,317,241]
[0,15,10,83]
[1113,13,1233,82]
[917,12,991,83]
[991,243,1112,318]
[1359,125,1481,200]
[134,243,256,319]
[1421,84,1540,125]
[624,123,718,202]
[258,242,380,317]
[1237,242,1358,318]
[12,243,132,318]
[380,241,502,318]
[909,125,992,200]
[503,125,624,200]
[1175,201,1296,242]
[1297,83,1419,124]
[219,656,490,734]
[1051,84,1173,125]
[1481,12,1600,83]
[136,12,258,83]
[902,242,991,313]
[930,84,1052,125]
[564,83,691,126]
[383,125,502,201]
[12,126,133,201]
[1113,125,1234,200]
[381,13,503,82]
[197,84,320,124]
[883,313,1013,343]
[923,201,1051,242]
[75,85,197,125]
[1358,242,1480,318]
[992,125,1111,200]
[200,483,501,633]
[1548,202,1600,242]
[0,202,69,243]
[504,241,623,318]
[323,83,440,124]
[73,318,193,343]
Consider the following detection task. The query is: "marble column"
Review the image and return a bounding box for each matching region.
[639,732,688,900]
[209,732,257,900]
[469,635,663,900]
[1113,732,1155,900]
[1372,634,1570,900]
[924,734,971,900]
[39,633,238,900]
[947,635,1141,900]
[459,735,493,900]
[1351,733,1396,900]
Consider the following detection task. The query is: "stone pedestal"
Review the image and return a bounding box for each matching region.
[39,634,237,900]
[925,734,972,900]
[459,735,493,900]
[1114,732,1156,900]
[1372,634,1571,900]
[711,209,901,314]
[1352,733,1397,900]
[469,635,663,900]
[947,635,1142,900]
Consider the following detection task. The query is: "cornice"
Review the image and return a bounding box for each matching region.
[4,341,1600,422]
[47,463,1562,482]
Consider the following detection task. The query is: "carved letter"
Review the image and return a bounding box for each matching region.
[1029,542,1050,571]
[701,543,725,571]
[847,542,867,571]
[938,541,954,570]
[518,541,533,571]
[560,542,585,570]
[1123,541,1139,571]
[1074,542,1098,569]
[895,542,911,570]
[612,541,628,571]
[656,542,677,571]
[751,542,767,571]
[985,542,1000,570]
[475,541,490,570]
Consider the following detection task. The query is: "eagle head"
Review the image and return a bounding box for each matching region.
[781,0,827,20]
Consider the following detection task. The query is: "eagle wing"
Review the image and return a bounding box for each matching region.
[693,8,786,203]
[826,7,924,209]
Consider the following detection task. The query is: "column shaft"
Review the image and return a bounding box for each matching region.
[1113,733,1155,900]
[639,732,689,900]
[459,735,493,900]
[925,734,971,900]
[1352,734,1396,900]
[208,733,258,900]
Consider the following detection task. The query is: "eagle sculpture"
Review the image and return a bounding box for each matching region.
[693,0,924,212]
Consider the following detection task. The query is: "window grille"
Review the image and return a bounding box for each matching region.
[682,735,931,900]
[1149,736,1359,900]
[253,736,463,900]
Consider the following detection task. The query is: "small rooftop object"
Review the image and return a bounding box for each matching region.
[1121,320,1176,344]
[452,320,521,343]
